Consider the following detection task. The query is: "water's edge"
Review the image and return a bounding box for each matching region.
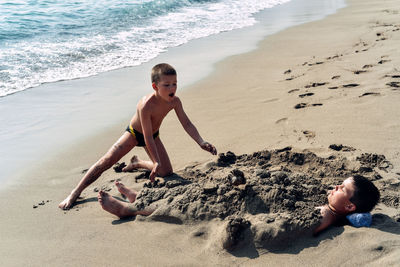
[0,0,346,189]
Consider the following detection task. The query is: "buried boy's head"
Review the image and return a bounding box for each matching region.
[328,175,380,215]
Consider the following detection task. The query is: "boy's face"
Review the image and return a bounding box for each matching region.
[153,74,177,102]
[328,177,356,214]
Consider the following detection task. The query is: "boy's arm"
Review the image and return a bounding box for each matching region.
[174,98,217,155]
[139,106,160,182]
[313,205,337,235]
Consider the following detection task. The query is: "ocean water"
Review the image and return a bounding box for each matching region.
[0,0,346,187]
[0,0,291,97]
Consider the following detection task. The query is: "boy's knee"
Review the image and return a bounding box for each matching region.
[158,167,173,177]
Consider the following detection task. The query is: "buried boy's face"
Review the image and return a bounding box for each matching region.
[153,74,177,102]
[327,177,356,214]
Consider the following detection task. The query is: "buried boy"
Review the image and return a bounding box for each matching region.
[314,175,380,234]
[59,63,217,210]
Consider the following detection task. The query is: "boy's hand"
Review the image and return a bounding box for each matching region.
[200,141,217,155]
[150,162,160,183]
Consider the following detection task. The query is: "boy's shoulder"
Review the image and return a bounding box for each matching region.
[139,93,181,111]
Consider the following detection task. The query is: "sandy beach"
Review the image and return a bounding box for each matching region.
[1,0,400,266]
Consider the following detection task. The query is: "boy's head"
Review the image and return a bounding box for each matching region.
[328,175,380,214]
[151,63,177,85]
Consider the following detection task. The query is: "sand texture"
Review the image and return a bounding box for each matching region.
[1,0,400,266]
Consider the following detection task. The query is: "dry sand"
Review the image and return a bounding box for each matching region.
[1,0,400,266]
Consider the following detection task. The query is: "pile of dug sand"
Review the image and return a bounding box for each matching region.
[115,146,397,250]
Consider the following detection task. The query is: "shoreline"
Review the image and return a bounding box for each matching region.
[1,0,400,266]
[0,0,346,188]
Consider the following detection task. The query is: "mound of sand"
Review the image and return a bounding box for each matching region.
[116,146,398,250]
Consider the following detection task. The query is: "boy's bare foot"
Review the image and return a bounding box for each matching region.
[98,190,137,218]
[115,181,137,203]
[58,191,79,210]
[122,155,139,172]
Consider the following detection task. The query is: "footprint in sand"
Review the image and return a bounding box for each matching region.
[353,70,367,74]
[299,92,314,98]
[275,118,288,124]
[307,61,324,66]
[359,92,381,97]
[284,73,305,81]
[294,103,307,109]
[261,98,279,103]
[342,83,360,88]
[363,64,374,69]
[304,82,327,88]
[378,59,391,64]
[288,88,300,94]
[294,103,323,109]
[384,74,400,79]
[386,81,400,89]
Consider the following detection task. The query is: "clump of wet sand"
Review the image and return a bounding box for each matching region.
[115,146,397,250]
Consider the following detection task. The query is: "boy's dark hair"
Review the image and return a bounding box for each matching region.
[350,175,380,213]
[151,63,177,84]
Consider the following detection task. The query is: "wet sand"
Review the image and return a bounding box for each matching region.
[1,0,400,266]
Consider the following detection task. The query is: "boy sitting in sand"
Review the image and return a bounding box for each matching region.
[59,63,217,210]
[314,175,380,234]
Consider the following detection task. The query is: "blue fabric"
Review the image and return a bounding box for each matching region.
[346,213,372,227]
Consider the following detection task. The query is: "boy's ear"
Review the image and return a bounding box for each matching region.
[152,82,158,90]
[345,203,356,213]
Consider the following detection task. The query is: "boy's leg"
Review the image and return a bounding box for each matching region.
[122,137,173,176]
[152,137,173,176]
[58,132,137,210]
[115,181,137,203]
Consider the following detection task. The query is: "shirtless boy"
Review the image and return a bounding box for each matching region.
[314,175,380,234]
[59,63,217,210]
